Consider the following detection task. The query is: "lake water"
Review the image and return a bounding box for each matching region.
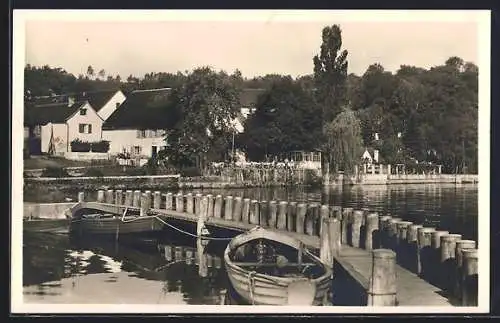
[23,183,478,305]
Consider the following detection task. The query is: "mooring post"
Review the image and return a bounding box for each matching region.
[140,193,150,217]
[388,218,402,251]
[105,189,114,204]
[461,248,478,306]
[330,205,342,220]
[133,190,141,207]
[164,245,173,261]
[296,203,307,234]
[396,221,412,264]
[407,224,423,272]
[249,200,259,225]
[175,193,184,213]
[233,197,243,223]
[195,193,202,215]
[206,194,214,218]
[417,227,436,277]
[319,205,330,237]
[259,200,269,227]
[320,216,332,267]
[224,196,234,221]
[367,249,397,306]
[164,193,173,210]
[341,207,354,245]
[197,196,208,236]
[153,191,161,209]
[305,204,316,236]
[440,233,463,292]
[365,213,379,250]
[97,189,105,203]
[268,200,278,228]
[124,190,133,206]
[186,193,194,214]
[329,217,341,258]
[455,240,476,300]
[277,201,288,230]
[287,201,297,232]
[430,230,449,286]
[78,191,85,203]
[214,195,223,219]
[114,190,122,205]
[351,210,364,248]
[378,215,392,248]
[241,198,251,224]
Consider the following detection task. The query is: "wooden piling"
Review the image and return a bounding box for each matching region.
[329,218,341,258]
[224,196,234,221]
[305,204,318,236]
[133,190,141,207]
[259,200,269,227]
[78,191,85,203]
[175,193,184,212]
[287,202,297,232]
[417,227,436,276]
[330,205,342,220]
[365,213,379,251]
[214,195,223,219]
[320,216,332,267]
[455,240,476,300]
[165,193,173,210]
[124,190,133,206]
[249,200,259,225]
[268,201,278,228]
[195,193,202,215]
[351,210,364,248]
[97,189,105,203]
[277,201,288,230]
[319,205,330,237]
[164,245,173,261]
[206,194,214,218]
[233,197,243,222]
[406,224,423,272]
[114,190,122,205]
[395,221,412,263]
[241,198,251,224]
[296,203,307,234]
[153,191,161,209]
[186,193,194,214]
[461,248,478,306]
[440,234,463,292]
[140,193,150,217]
[367,249,397,306]
[429,230,449,286]
[388,218,402,250]
[341,207,354,245]
[105,189,114,204]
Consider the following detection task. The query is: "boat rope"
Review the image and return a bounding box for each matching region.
[247,270,257,305]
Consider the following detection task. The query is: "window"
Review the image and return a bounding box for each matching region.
[78,124,92,134]
[133,146,142,155]
[137,130,147,138]
[80,108,87,115]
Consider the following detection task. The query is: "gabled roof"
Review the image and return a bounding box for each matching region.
[102,88,173,130]
[24,101,88,126]
[30,89,121,112]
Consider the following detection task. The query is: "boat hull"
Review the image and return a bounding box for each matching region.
[23,218,70,234]
[70,216,164,235]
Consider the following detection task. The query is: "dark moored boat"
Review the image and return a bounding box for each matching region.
[224,226,332,306]
[23,218,70,234]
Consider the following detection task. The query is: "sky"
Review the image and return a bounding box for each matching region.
[19,10,485,79]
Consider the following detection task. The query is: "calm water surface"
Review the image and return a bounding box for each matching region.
[23,183,478,304]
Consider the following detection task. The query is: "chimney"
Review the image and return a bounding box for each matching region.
[67,96,75,107]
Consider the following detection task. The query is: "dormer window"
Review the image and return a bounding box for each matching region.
[80,108,87,116]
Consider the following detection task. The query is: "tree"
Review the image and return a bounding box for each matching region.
[323,106,363,174]
[98,69,106,80]
[86,65,94,80]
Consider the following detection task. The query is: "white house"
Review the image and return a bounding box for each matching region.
[75,89,127,121]
[362,148,380,164]
[25,100,104,156]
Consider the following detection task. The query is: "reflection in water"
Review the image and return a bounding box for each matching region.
[23,231,229,304]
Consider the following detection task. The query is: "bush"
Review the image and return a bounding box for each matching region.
[91,140,110,153]
[83,168,104,177]
[125,167,147,176]
[42,166,69,178]
[71,139,91,152]
[180,167,201,177]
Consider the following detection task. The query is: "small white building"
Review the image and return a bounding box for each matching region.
[76,89,127,121]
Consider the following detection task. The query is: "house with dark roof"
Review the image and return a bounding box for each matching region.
[24,99,104,156]
[102,88,174,162]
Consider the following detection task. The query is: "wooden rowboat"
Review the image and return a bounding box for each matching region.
[23,218,70,234]
[224,226,332,306]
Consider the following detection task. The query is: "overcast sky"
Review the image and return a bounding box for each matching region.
[19,10,485,79]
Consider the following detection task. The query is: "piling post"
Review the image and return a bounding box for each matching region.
[241,198,250,224]
[165,193,173,210]
[367,249,397,306]
[405,224,422,271]
[124,190,133,206]
[186,193,194,214]
[417,227,436,277]
[114,190,122,205]
[206,194,214,218]
[388,218,402,250]
[378,215,392,247]
[296,203,307,234]
[195,193,202,215]
[329,217,341,258]
[341,207,354,245]
[351,210,364,248]
[97,189,105,203]
[440,234,463,292]
[164,245,173,261]
[277,201,288,230]
[78,192,85,203]
[133,190,141,207]
[330,205,342,220]
[461,248,478,306]
[287,202,297,232]
[140,193,150,217]
[214,195,223,219]
[319,205,330,237]
[153,191,161,209]
[224,196,234,221]
[249,200,259,225]
[396,221,412,264]
[305,204,318,236]
[233,197,243,222]
[258,200,269,227]
[105,189,114,204]
[320,216,332,267]
[145,191,152,207]
[365,213,379,250]
[268,200,278,228]
[430,230,449,286]
[455,240,476,300]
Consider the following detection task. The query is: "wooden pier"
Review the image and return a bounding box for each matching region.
[68,189,478,307]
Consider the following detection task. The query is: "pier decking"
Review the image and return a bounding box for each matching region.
[62,189,478,307]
